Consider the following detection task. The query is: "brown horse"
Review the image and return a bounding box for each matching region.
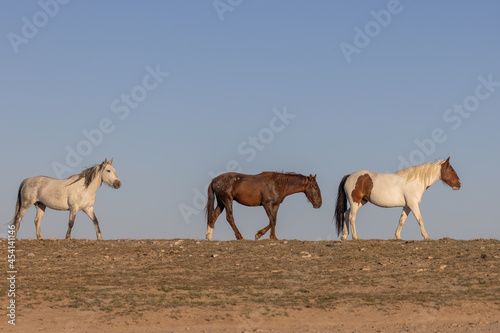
[205,172,322,241]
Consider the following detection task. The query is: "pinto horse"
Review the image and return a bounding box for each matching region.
[205,172,322,241]
[334,157,461,241]
[11,158,121,240]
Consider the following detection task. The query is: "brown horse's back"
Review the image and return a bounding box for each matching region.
[212,172,268,206]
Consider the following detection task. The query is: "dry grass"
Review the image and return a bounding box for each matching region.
[2,238,499,331]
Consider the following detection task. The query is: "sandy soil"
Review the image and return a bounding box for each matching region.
[2,238,499,332]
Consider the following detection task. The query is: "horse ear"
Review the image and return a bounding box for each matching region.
[104,158,108,165]
[314,174,317,179]
[444,156,450,167]
[109,158,113,165]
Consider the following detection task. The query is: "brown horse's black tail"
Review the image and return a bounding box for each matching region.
[334,175,350,236]
[205,180,215,225]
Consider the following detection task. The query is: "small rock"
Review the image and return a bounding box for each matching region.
[174,240,184,246]
[361,267,370,271]
[211,254,219,258]
[104,255,110,259]
[281,240,288,244]
[300,251,312,258]
[27,253,35,257]
[439,265,447,270]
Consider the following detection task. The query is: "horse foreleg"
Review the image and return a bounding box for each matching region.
[394,206,411,240]
[83,207,103,241]
[34,203,46,240]
[408,203,430,241]
[65,210,77,240]
[255,224,271,240]
[261,203,279,240]
[224,201,243,240]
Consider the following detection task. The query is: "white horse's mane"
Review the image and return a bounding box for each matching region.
[394,160,444,183]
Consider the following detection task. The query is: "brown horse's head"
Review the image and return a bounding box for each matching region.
[304,174,322,208]
[440,157,461,190]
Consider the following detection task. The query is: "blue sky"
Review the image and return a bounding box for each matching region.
[1,1,499,241]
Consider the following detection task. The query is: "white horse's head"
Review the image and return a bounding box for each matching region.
[101,158,122,189]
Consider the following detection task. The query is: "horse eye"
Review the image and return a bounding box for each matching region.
[107,170,111,172]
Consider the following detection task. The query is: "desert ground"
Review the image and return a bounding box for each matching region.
[2,238,499,332]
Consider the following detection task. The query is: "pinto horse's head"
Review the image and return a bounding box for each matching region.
[440,157,461,190]
[101,158,122,189]
[304,174,322,208]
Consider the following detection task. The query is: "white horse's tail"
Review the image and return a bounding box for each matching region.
[11,179,28,226]
[334,174,350,236]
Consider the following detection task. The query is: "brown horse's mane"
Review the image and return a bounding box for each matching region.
[67,163,105,188]
[268,172,308,188]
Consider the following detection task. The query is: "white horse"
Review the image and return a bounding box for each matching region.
[11,158,121,240]
[334,157,461,241]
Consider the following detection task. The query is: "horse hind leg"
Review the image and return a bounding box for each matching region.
[13,203,31,236]
[34,203,46,240]
[223,201,244,240]
[340,208,350,241]
[348,202,363,240]
[206,201,224,241]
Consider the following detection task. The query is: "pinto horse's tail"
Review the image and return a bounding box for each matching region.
[334,174,350,236]
[10,179,28,227]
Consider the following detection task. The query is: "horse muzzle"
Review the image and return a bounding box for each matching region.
[453,181,461,190]
[113,180,122,189]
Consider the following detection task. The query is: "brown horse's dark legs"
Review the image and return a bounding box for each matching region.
[206,203,224,241]
[260,203,279,240]
[224,201,244,240]
[255,224,271,240]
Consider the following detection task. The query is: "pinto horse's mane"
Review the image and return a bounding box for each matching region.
[395,160,444,183]
[67,162,105,188]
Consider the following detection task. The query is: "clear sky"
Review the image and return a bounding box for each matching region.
[1,1,499,241]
